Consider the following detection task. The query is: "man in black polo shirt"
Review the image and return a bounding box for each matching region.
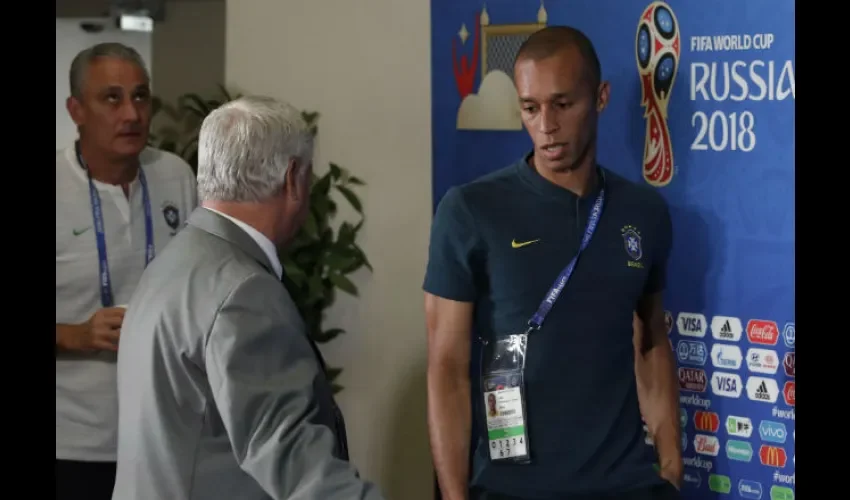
[423,26,682,500]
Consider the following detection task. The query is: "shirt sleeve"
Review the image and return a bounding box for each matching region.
[643,200,673,296]
[422,186,481,302]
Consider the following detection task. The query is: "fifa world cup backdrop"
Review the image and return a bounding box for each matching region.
[429,1,794,498]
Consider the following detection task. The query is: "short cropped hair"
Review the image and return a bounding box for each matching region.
[69,42,150,99]
[514,26,602,87]
[196,96,314,203]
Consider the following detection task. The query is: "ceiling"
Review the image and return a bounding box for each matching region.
[56,0,223,19]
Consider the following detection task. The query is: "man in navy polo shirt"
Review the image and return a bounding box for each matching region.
[423,26,682,500]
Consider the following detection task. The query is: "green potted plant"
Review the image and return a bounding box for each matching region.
[150,86,370,392]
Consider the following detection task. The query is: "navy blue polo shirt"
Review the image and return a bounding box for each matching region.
[423,154,673,498]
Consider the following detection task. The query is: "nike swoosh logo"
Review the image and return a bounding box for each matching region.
[72,227,91,236]
[511,238,540,249]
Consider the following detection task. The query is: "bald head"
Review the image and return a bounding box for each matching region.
[514,26,602,89]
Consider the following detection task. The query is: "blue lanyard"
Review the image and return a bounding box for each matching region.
[76,142,155,307]
[526,178,605,332]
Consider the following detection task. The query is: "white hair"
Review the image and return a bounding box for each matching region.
[197,95,314,203]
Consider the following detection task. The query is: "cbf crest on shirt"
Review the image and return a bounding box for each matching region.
[162,200,181,235]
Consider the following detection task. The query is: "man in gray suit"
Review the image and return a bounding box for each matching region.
[111,96,384,500]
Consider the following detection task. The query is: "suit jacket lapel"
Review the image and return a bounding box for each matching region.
[185,208,277,278]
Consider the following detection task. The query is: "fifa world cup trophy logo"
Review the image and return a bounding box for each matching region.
[636,2,680,187]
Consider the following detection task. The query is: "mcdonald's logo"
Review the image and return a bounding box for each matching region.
[694,410,719,432]
[758,445,787,468]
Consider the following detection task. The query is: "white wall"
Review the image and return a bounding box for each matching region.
[226,1,434,498]
[151,0,226,105]
[56,19,153,150]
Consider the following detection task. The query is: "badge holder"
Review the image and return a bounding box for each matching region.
[480,332,531,463]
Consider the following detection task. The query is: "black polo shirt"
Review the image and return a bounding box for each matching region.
[423,154,673,498]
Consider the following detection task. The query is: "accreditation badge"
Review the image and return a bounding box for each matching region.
[480,333,531,463]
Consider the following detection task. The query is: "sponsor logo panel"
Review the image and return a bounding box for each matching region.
[738,479,763,499]
[711,343,742,369]
[711,315,743,341]
[758,445,787,468]
[693,410,719,432]
[771,485,795,500]
[726,439,753,462]
[694,434,719,456]
[678,312,707,337]
[747,319,779,345]
[708,474,731,494]
[711,371,742,398]
[782,322,795,348]
[725,415,753,438]
[678,367,707,392]
[759,420,787,444]
[783,352,795,377]
[746,348,779,374]
[677,340,707,365]
[783,381,795,406]
[746,376,779,403]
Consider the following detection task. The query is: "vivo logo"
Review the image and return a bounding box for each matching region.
[758,420,787,444]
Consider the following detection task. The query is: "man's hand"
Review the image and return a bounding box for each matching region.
[57,307,125,352]
[425,293,474,500]
[634,294,683,491]
[659,461,683,490]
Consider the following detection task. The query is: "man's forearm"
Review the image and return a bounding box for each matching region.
[637,344,681,471]
[427,368,471,500]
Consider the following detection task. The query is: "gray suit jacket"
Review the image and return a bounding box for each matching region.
[112,208,384,500]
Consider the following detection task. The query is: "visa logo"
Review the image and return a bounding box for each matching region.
[738,479,763,499]
[678,312,707,337]
[759,420,787,444]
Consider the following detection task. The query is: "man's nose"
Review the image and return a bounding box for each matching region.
[120,100,142,122]
[538,107,558,134]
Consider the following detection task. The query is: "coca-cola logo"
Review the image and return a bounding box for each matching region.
[746,319,779,345]
[783,352,795,377]
[783,381,795,406]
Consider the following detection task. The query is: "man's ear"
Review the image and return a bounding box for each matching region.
[66,96,84,126]
[596,81,610,113]
[284,158,310,201]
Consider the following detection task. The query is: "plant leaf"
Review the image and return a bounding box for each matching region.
[328,273,358,296]
[282,260,307,286]
[315,328,345,343]
[329,163,342,179]
[325,366,343,380]
[347,175,365,185]
[336,185,363,214]
[302,212,318,238]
